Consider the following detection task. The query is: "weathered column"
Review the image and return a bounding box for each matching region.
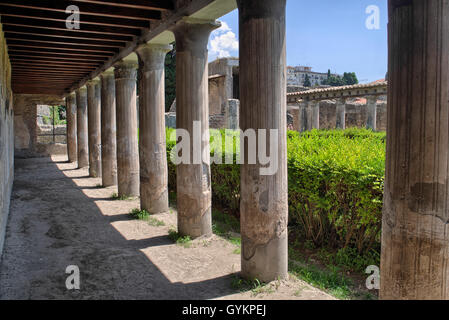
[287,105,300,132]
[311,100,320,129]
[136,43,172,214]
[76,86,89,168]
[335,97,346,129]
[238,0,288,282]
[298,101,308,132]
[100,69,118,187]
[66,92,77,163]
[226,99,240,130]
[366,95,377,131]
[381,0,449,300]
[87,78,102,178]
[306,100,319,130]
[172,18,220,238]
[114,58,140,197]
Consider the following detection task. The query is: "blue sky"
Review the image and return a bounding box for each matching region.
[208,0,388,83]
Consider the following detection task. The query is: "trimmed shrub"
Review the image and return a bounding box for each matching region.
[165,128,385,255]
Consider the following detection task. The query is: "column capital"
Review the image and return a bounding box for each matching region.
[114,60,138,80]
[86,77,101,88]
[336,96,346,104]
[66,92,76,101]
[76,86,87,94]
[237,0,286,19]
[172,17,220,56]
[136,43,172,72]
[100,68,115,80]
[366,95,378,104]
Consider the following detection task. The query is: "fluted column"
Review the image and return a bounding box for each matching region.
[76,86,88,168]
[66,92,77,162]
[298,101,308,132]
[87,78,102,178]
[136,43,172,214]
[311,100,320,129]
[366,95,377,131]
[336,97,346,129]
[114,58,139,197]
[172,18,220,238]
[100,69,117,187]
[381,0,449,300]
[237,0,288,282]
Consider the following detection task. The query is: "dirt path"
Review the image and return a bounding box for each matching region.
[0,156,334,300]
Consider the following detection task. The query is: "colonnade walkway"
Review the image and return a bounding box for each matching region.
[0,155,332,300]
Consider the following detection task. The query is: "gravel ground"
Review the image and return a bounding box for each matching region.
[0,155,334,300]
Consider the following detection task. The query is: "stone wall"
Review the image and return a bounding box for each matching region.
[13,94,65,158]
[0,20,14,258]
[287,96,388,131]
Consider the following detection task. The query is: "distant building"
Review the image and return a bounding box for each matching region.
[287,66,340,87]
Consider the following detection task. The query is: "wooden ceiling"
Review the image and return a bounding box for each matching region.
[0,0,174,95]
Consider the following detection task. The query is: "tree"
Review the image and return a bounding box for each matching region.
[165,43,176,112]
[303,74,311,87]
[327,75,344,86]
[342,72,359,85]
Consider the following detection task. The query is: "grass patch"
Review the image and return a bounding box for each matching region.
[111,192,133,201]
[231,276,276,297]
[212,209,241,247]
[168,228,192,248]
[130,208,150,220]
[129,208,165,226]
[288,259,353,300]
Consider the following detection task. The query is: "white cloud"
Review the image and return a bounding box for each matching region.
[209,21,239,60]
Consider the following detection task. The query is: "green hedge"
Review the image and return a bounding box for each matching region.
[166,128,385,255]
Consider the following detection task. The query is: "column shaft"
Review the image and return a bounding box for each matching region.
[366,95,377,131]
[336,97,346,129]
[381,0,449,299]
[136,43,172,214]
[76,87,89,168]
[114,60,140,197]
[237,0,288,282]
[66,93,77,162]
[173,18,220,238]
[298,101,308,132]
[100,71,118,187]
[87,79,102,178]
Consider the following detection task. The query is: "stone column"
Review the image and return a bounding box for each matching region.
[381,0,449,300]
[100,69,117,187]
[298,101,308,132]
[76,86,89,168]
[66,92,77,163]
[336,97,346,129]
[87,78,102,178]
[311,100,320,129]
[226,99,240,130]
[306,100,319,130]
[114,58,140,197]
[237,0,288,282]
[172,17,220,238]
[136,43,172,214]
[366,95,377,131]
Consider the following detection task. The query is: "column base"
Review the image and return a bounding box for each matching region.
[241,231,288,283]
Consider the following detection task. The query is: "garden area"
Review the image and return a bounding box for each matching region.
[164,128,385,299]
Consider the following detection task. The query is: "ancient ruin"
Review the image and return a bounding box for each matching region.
[0,0,448,300]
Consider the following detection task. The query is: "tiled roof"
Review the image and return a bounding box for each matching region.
[287,81,388,96]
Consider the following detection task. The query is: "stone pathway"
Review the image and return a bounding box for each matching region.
[0,155,334,300]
